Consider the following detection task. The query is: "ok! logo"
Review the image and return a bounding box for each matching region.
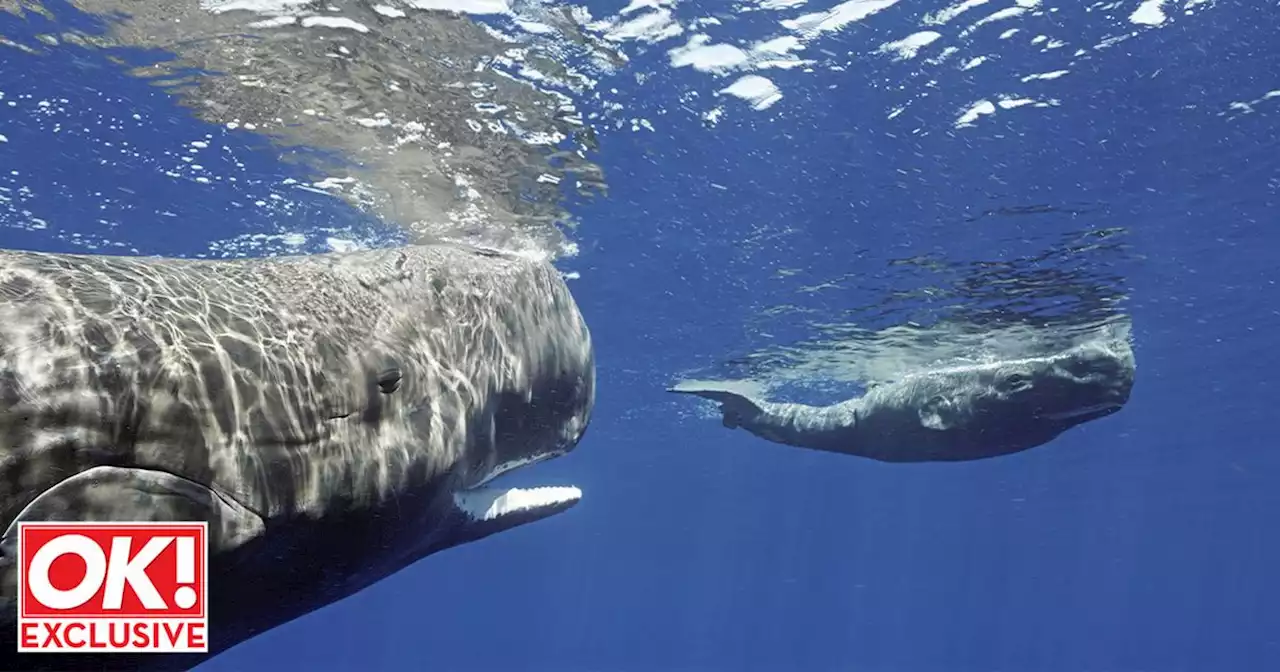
[17,522,208,653]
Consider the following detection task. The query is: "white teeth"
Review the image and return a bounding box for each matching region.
[454,486,582,522]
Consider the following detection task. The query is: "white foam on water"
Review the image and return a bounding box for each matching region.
[590,2,684,43]
[669,37,750,73]
[405,0,511,15]
[1220,88,1280,119]
[1021,69,1069,81]
[877,31,942,60]
[248,16,297,27]
[669,34,812,74]
[960,5,1031,37]
[953,94,1056,127]
[923,0,991,25]
[188,0,1225,142]
[1130,0,1168,26]
[201,0,313,13]
[372,4,407,18]
[300,16,370,31]
[997,97,1035,109]
[168,0,1227,244]
[719,75,783,110]
[955,99,997,126]
[754,0,809,9]
[563,0,1215,129]
[781,0,902,37]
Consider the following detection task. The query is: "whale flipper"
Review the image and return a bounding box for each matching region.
[0,466,267,669]
[668,387,765,429]
[1,465,265,555]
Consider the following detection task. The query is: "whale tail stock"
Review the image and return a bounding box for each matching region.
[667,386,765,429]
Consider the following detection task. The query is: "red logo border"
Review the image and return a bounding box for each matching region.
[16,521,209,621]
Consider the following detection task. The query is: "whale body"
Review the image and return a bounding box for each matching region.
[0,243,594,670]
[672,336,1133,463]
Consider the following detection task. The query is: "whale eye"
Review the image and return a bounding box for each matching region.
[999,372,1032,393]
[377,368,402,394]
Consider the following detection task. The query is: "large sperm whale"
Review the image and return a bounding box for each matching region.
[672,336,1134,463]
[0,242,595,671]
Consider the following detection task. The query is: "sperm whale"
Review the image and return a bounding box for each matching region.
[672,336,1133,462]
[0,242,595,670]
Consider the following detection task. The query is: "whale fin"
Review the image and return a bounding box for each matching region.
[667,386,764,429]
[0,465,266,574]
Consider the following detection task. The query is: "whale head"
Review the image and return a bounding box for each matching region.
[944,336,1136,445]
[335,244,598,554]
[0,244,598,669]
[1024,338,1135,424]
[896,333,1135,462]
[446,322,596,545]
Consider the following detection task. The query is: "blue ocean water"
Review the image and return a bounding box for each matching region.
[0,0,1277,671]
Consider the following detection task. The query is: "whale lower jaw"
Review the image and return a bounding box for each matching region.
[452,485,581,522]
[1042,401,1124,421]
[452,446,581,524]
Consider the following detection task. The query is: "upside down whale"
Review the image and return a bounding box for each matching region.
[0,242,595,671]
[672,335,1134,463]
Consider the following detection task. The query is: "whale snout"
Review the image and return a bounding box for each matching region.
[489,364,593,474]
[453,294,594,531]
[1038,338,1136,422]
